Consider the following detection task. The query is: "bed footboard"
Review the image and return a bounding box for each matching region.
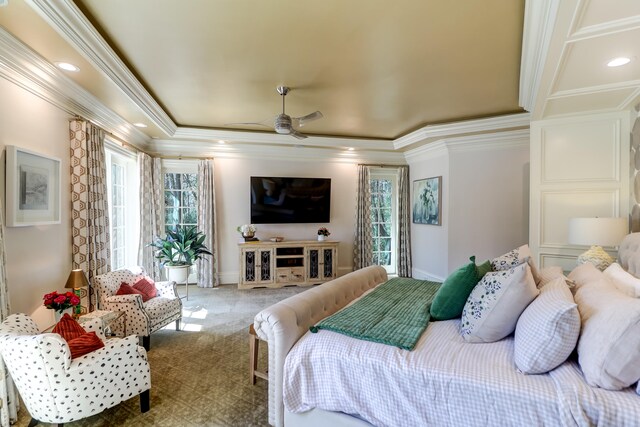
[253,265,388,427]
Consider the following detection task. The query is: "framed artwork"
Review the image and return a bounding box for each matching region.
[5,145,61,227]
[413,176,442,225]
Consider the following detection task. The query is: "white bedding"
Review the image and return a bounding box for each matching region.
[284,320,640,427]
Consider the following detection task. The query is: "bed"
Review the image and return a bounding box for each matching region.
[254,236,640,427]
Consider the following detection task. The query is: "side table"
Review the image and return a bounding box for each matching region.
[78,310,126,337]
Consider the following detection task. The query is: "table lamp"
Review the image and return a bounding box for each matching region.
[65,269,89,318]
[568,217,628,271]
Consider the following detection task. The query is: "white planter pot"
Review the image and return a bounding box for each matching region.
[317,235,326,241]
[166,265,191,283]
[54,308,72,322]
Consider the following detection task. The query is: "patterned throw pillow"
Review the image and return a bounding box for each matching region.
[116,282,146,299]
[514,277,580,374]
[133,277,157,302]
[460,262,538,343]
[536,266,565,288]
[52,313,85,341]
[67,331,105,359]
[491,244,541,285]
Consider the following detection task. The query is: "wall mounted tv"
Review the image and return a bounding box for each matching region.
[250,176,331,224]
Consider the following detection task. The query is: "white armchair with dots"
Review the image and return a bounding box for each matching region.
[0,313,151,427]
[94,267,182,350]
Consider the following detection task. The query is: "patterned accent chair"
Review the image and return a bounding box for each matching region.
[94,267,182,350]
[0,313,151,426]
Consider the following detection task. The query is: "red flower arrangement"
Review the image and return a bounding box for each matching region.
[43,291,81,313]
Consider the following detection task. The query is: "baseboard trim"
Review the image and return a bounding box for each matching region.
[412,267,445,282]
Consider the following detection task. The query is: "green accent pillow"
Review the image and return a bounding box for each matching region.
[477,260,492,279]
[430,256,486,321]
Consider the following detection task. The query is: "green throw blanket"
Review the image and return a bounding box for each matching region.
[310,277,441,350]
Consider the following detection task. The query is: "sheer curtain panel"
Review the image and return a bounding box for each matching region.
[137,153,163,279]
[197,159,218,287]
[70,119,111,311]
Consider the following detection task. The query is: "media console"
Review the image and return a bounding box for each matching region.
[238,240,338,289]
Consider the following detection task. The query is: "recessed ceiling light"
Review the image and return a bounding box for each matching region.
[347,147,355,151]
[55,62,80,72]
[217,140,226,144]
[133,122,147,128]
[607,57,631,67]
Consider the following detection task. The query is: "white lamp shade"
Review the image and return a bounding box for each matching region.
[568,217,628,247]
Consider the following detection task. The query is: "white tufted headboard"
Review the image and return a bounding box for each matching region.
[617,233,640,277]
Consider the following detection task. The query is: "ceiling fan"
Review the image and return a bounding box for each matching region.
[230,86,323,139]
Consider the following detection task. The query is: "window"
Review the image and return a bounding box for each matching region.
[370,170,398,274]
[163,173,198,234]
[105,144,139,271]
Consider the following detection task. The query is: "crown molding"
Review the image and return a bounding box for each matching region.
[570,12,640,41]
[404,129,529,162]
[173,127,395,150]
[148,138,406,164]
[0,26,151,149]
[25,0,176,136]
[519,0,561,112]
[394,113,530,150]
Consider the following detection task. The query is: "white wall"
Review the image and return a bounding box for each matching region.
[408,149,450,281]
[407,132,530,280]
[215,158,358,283]
[0,78,72,317]
[448,144,529,270]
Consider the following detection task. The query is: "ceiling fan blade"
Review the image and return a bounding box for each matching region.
[290,129,308,139]
[224,121,272,128]
[295,111,323,127]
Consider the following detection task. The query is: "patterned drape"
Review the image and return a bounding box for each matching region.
[197,159,218,287]
[397,165,412,277]
[137,153,163,280]
[70,119,111,311]
[353,165,373,270]
[0,200,18,427]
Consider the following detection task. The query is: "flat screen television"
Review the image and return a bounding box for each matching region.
[250,176,331,224]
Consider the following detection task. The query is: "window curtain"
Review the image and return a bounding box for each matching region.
[70,119,111,311]
[0,200,18,427]
[137,153,163,280]
[353,164,373,269]
[397,165,412,277]
[197,159,219,287]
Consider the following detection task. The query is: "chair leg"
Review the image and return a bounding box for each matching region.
[249,329,259,385]
[140,389,150,413]
[27,419,39,427]
[142,335,150,351]
[175,319,181,331]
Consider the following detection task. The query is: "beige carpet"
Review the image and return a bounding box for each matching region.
[15,284,308,427]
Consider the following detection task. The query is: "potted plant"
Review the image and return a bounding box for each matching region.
[43,291,81,321]
[317,227,330,241]
[149,225,213,283]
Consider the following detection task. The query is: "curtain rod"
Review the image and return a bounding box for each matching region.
[360,164,408,168]
[159,155,213,161]
[69,115,151,156]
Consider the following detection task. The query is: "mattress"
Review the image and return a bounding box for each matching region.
[283,320,640,427]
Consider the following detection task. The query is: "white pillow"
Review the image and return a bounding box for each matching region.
[536,265,564,288]
[491,244,541,285]
[569,263,640,390]
[603,262,640,297]
[460,262,538,343]
[514,277,580,374]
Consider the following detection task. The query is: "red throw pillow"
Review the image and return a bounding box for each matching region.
[133,277,157,302]
[52,313,85,341]
[116,282,146,300]
[67,331,105,359]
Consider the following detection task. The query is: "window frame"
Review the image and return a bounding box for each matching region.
[370,168,399,275]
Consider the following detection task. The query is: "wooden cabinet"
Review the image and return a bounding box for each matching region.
[238,240,339,289]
